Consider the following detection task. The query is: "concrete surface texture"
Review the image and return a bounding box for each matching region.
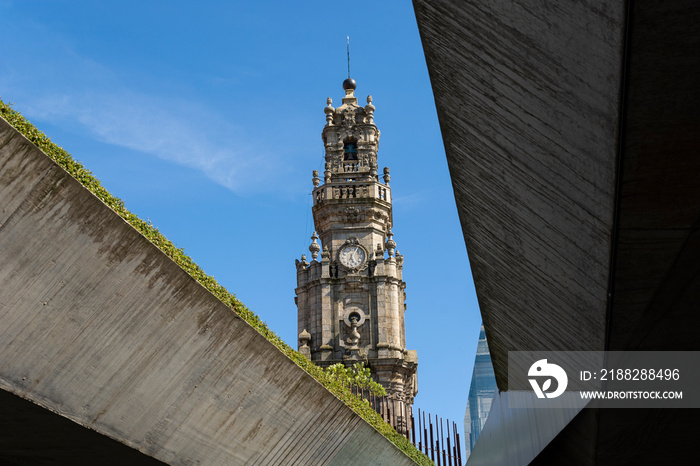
[413,0,700,464]
[414,0,622,383]
[0,116,417,465]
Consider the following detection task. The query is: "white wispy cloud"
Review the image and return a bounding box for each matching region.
[24,90,277,193]
[0,17,282,194]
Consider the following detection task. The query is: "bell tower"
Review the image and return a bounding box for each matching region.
[295,78,418,413]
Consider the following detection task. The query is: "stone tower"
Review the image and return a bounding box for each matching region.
[295,78,418,415]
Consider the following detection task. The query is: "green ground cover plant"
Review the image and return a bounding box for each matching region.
[0,99,434,465]
[325,362,387,396]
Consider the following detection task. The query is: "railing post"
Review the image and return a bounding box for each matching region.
[441,417,446,466]
[423,411,428,456]
[455,422,462,466]
[429,414,435,463]
[447,434,452,466]
[411,409,416,445]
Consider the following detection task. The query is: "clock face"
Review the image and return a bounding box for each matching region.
[339,244,366,268]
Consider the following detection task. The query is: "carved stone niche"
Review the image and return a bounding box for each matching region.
[342,306,366,352]
[342,306,367,328]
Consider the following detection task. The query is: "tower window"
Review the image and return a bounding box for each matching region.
[344,142,358,161]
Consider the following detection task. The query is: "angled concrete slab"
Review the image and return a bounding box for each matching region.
[0,116,416,465]
[414,0,700,463]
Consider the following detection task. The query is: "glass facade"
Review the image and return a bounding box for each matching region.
[464,325,497,460]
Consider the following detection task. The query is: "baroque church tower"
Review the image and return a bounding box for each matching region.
[295,78,418,412]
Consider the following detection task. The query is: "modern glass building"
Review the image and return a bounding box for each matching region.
[464,325,497,460]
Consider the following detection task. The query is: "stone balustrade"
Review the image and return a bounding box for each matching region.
[342,162,359,173]
[313,182,391,205]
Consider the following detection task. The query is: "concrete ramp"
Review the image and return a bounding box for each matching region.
[0,116,415,465]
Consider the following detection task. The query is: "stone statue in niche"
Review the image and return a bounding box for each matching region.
[346,313,361,350]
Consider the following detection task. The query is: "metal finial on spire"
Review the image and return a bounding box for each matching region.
[342,36,356,92]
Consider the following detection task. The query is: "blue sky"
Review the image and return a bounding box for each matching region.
[1,0,482,435]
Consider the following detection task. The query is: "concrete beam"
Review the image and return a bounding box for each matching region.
[413,0,623,384]
[414,0,700,464]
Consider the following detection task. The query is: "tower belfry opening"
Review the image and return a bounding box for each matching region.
[295,79,418,424]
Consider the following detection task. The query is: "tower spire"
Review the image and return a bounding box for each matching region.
[346,35,351,78]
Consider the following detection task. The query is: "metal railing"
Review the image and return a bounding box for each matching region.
[347,384,463,465]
